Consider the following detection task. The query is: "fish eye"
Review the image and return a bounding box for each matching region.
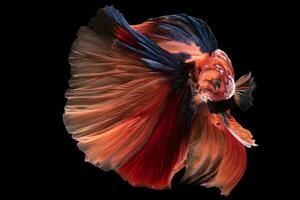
[213,80,221,90]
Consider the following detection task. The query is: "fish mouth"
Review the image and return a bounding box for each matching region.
[198,87,213,101]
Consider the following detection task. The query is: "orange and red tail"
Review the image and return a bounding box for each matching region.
[118,93,191,189]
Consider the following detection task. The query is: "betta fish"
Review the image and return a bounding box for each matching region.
[63,6,257,195]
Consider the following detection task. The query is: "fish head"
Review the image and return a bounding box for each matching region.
[198,49,235,102]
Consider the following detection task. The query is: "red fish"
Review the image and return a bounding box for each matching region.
[63,6,257,195]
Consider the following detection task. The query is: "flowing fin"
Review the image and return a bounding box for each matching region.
[64,6,195,187]
[118,92,193,189]
[234,72,256,111]
[181,107,250,195]
[132,14,218,55]
[88,6,183,72]
[221,112,257,148]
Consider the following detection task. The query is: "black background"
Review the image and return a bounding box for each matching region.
[21,0,295,199]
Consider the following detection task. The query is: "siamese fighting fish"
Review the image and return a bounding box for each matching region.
[63,6,257,195]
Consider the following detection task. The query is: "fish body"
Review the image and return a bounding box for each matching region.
[63,6,256,195]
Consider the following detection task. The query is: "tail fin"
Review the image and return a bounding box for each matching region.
[64,6,195,189]
[117,93,192,189]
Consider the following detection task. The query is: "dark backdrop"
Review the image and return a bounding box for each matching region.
[26,0,294,199]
